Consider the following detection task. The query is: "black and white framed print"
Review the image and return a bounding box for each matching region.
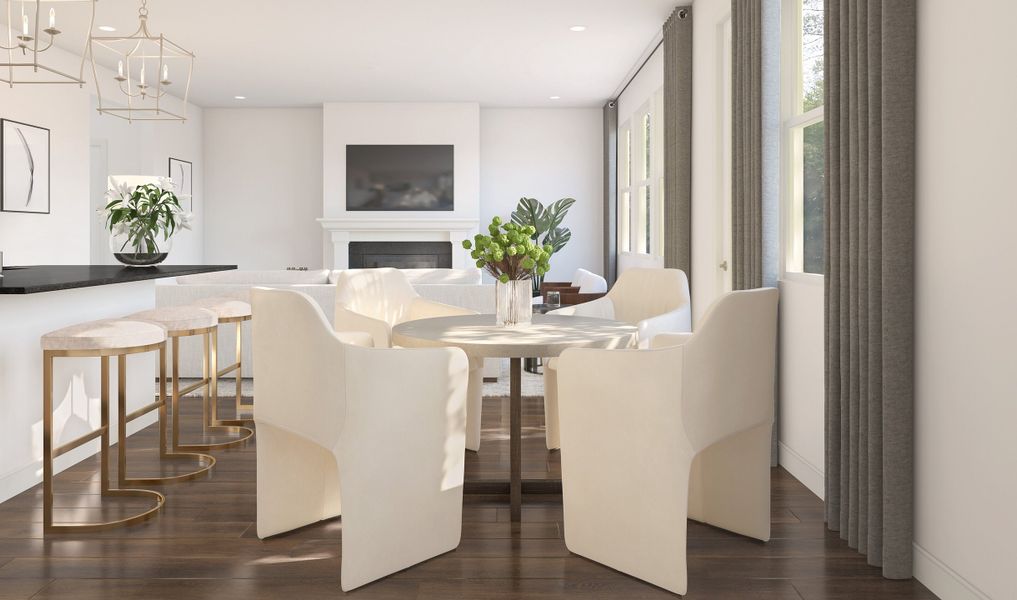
[1,119,51,214]
[168,157,193,209]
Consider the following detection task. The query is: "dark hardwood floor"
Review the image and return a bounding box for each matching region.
[0,394,939,599]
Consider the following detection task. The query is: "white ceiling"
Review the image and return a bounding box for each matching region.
[40,0,676,108]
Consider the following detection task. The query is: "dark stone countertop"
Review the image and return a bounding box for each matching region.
[0,265,237,295]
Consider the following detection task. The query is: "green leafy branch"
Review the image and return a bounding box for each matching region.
[462,216,552,284]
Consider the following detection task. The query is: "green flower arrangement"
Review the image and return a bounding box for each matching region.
[462,216,553,284]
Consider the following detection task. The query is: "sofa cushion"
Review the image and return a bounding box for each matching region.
[327,268,482,285]
[177,270,331,285]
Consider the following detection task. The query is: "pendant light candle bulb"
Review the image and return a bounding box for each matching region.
[22,14,28,36]
[140,64,146,86]
[49,8,55,29]
[162,64,169,82]
[118,60,124,78]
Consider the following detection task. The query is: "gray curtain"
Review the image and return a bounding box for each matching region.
[732,0,780,465]
[731,0,762,290]
[663,6,693,280]
[824,0,917,579]
[603,102,619,285]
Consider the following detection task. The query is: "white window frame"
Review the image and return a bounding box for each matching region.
[617,89,665,259]
[618,120,632,253]
[780,0,824,283]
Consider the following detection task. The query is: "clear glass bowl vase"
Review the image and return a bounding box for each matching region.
[109,231,172,267]
[496,279,533,327]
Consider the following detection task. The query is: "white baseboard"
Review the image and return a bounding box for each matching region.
[914,543,993,600]
[0,411,158,505]
[778,441,825,499]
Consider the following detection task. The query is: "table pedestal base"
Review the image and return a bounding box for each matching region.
[510,358,522,521]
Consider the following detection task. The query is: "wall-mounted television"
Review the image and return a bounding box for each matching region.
[345,144,454,211]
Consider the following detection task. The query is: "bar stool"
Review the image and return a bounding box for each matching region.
[128,306,253,451]
[192,297,254,428]
[40,319,211,533]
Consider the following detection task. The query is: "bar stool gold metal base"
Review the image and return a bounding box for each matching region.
[46,488,165,533]
[211,314,255,429]
[171,323,253,452]
[43,344,176,533]
[116,350,216,487]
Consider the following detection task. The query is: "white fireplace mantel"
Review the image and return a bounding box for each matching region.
[317,217,480,269]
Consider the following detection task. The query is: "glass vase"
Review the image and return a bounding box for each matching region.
[109,231,172,267]
[496,279,533,327]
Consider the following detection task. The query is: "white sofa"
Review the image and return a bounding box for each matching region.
[155,268,497,378]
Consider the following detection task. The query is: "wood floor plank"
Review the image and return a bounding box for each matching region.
[0,394,939,599]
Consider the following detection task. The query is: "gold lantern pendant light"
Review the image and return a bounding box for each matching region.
[1,0,96,86]
[88,0,194,122]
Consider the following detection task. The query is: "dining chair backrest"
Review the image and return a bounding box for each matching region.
[606,268,691,325]
[678,288,778,452]
[334,268,419,326]
[252,287,348,450]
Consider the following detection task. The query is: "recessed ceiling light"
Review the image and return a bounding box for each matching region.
[569,25,587,32]
[549,96,561,100]
[98,25,116,32]
[234,95,247,100]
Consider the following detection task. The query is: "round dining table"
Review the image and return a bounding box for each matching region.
[392,313,637,521]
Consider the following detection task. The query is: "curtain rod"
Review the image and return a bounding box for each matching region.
[614,37,664,102]
[611,6,689,103]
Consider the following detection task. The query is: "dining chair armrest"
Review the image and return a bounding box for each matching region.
[636,304,692,348]
[335,331,375,348]
[650,332,694,349]
[550,296,615,319]
[409,297,477,321]
[335,306,392,348]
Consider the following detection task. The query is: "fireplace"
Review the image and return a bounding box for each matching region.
[348,242,453,269]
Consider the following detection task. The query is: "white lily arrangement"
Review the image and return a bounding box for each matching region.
[101,177,193,255]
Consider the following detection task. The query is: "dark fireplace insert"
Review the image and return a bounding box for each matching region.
[348,241,453,269]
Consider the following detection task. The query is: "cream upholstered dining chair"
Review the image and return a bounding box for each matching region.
[571,267,608,294]
[251,287,470,591]
[333,268,486,452]
[555,288,779,595]
[542,268,692,449]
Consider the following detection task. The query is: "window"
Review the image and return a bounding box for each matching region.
[618,123,632,252]
[782,0,825,275]
[617,91,665,258]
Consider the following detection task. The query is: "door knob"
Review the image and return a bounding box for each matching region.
[719,260,729,271]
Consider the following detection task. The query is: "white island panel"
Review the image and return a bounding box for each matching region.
[0,281,158,503]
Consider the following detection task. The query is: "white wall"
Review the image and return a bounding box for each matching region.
[480,108,603,282]
[203,108,323,269]
[777,278,825,495]
[0,30,203,266]
[0,56,90,265]
[322,103,479,221]
[913,1,1017,599]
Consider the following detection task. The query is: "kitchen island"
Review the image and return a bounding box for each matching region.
[0,265,236,503]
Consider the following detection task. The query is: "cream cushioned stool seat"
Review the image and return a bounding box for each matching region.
[128,306,218,333]
[192,297,252,319]
[41,319,167,351]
